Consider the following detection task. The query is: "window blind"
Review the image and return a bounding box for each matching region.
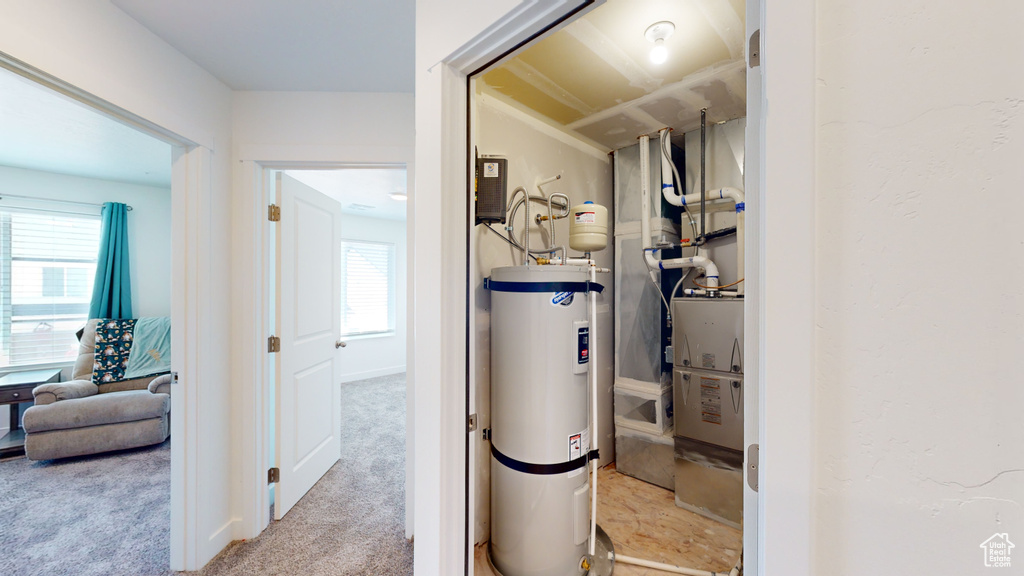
[340,240,395,337]
[0,209,101,368]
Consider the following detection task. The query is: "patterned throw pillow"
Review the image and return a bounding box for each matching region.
[93,318,138,385]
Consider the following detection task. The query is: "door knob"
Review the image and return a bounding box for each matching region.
[336,340,347,349]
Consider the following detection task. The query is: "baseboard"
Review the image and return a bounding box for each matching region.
[340,365,406,383]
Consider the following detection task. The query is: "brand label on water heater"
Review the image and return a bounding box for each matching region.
[483,162,499,178]
[552,291,574,306]
[574,211,596,224]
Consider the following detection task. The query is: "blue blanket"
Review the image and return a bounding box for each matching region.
[124,316,171,379]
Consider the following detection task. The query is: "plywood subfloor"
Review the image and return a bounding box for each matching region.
[475,464,742,575]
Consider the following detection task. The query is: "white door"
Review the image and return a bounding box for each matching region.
[275,172,343,519]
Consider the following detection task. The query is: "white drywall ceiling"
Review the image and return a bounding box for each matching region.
[0,69,171,187]
[286,168,407,221]
[481,0,746,151]
[111,0,415,92]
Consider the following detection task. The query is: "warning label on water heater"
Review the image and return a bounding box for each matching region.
[574,211,596,224]
[700,377,723,425]
[568,428,589,478]
[569,433,582,460]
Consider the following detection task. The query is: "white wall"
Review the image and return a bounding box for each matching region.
[0,1,234,570]
[339,213,408,383]
[0,166,172,317]
[472,93,614,544]
[230,90,415,542]
[812,1,1024,574]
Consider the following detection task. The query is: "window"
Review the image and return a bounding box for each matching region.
[340,240,395,337]
[0,209,101,368]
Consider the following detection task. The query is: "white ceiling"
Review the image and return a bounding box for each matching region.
[481,0,746,151]
[111,0,415,92]
[0,68,172,187]
[286,168,407,221]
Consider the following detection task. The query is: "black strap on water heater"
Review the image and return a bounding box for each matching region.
[491,444,600,476]
[483,279,604,294]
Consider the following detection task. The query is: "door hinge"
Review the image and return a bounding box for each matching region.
[748,29,761,68]
[482,428,491,441]
[268,467,280,484]
[268,335,281,353]
[747,443,759,492]
[268,204,281,222]
[467,413,478,433]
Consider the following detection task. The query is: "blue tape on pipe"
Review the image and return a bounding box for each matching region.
[662,183,673,189]
[735,202,745,212]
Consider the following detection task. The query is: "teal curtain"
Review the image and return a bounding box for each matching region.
[89,202,133,319]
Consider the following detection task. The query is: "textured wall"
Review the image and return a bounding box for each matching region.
[814,1,1024,573]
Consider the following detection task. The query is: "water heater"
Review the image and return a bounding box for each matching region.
[487,265,599,576]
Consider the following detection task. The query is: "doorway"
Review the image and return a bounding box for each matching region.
[238,162,414,565]
[0,54,203,573]
[463,0,757,574]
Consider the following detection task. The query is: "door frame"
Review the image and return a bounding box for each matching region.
[236,154,415,541]
[419,0,817,575]
[0,52,207,571]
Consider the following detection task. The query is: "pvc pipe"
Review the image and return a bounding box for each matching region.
[664,186,745,209]
[655,254,720,289]
[663,186,745,294]
[736,209,745,295]
[613,554,742,576]
[543,257,609,273]
[587,262,598,557]
[639,135,660,271]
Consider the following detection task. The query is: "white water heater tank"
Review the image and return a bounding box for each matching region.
[569,201,608,252]
[487,265,599,576]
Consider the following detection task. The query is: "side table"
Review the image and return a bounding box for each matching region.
[0,368,62,458]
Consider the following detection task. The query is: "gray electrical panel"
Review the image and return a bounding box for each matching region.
[475,157,507,225]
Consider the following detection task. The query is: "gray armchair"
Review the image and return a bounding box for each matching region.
[22,319,171,461]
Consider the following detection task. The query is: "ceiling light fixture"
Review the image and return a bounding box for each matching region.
[645,21,675,65]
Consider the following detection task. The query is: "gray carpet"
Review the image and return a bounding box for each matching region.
[0,440,171,576]
[0,373,412,576]
[193,372,413,576]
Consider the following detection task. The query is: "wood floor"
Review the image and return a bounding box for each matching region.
[474,464,742,576]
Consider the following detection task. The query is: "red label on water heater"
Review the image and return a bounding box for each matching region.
[578,327,589,364]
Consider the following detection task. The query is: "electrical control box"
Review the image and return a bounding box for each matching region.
[475,156,507,225]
